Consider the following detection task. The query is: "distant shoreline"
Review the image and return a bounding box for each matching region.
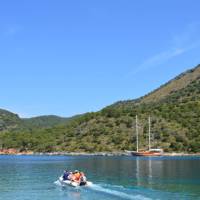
[0,149,200,156]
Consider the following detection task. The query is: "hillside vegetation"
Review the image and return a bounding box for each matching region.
[0,109,21,131]
[22,115,71,129]
[0,64,200,153]
[140,65,200,103]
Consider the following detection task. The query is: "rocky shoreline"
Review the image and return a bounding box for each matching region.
[0,149,200,156]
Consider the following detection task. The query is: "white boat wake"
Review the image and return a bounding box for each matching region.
[55,179,152,200]
[89,184,152,200]
[54,180,63,186]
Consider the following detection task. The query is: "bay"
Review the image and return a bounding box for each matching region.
[0,155,200,200]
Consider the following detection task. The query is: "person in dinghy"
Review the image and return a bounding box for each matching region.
[63,170,73,181]
[71,170,87,186]
[60,169,88,186]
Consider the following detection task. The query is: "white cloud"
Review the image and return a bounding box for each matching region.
[127,22,200,76]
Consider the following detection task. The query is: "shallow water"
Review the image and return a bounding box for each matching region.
[0,155,200,200]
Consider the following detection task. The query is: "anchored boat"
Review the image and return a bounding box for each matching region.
[131,116,163,156]
[131,148,163,156]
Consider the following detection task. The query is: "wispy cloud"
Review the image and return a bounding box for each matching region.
[128,22,200,76]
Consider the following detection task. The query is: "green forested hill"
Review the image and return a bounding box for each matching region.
[0,111,72,131]
[1,64,200,153]
[0,109,21,131]
[22,115,71,129]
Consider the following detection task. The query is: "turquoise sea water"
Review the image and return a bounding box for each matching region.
[0,155,200,200]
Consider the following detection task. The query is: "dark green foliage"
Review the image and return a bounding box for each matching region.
[0,109,21,131]
[1,65,200,153]
[22,115,72,129]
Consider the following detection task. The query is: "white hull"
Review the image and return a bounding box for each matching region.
[58,176,92,187]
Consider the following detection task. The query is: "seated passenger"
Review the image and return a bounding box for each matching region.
[63,170,72,181]
[72,170,81,182]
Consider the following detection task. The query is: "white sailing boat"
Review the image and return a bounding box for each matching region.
[131,115,163,156]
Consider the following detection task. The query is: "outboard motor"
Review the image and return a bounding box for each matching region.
[80,175,87,185]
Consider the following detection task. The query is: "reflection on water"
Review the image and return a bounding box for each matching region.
[136,158,154,187]
[0,155,200,200]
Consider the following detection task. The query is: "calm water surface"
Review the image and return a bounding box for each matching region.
[0,155,200,200]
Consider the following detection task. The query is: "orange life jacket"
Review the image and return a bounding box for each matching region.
[74,172,81,181]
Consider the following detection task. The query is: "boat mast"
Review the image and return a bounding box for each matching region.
[136,115,139,152]
[148,116,151,151]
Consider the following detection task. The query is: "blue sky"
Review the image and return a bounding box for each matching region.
[0,0,200,117]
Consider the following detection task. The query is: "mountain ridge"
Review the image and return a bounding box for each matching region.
[112,64,200,107]
[0,110,71,131]
[0,64,200,153]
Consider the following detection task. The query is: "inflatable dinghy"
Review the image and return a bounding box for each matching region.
[59,176,92,187]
